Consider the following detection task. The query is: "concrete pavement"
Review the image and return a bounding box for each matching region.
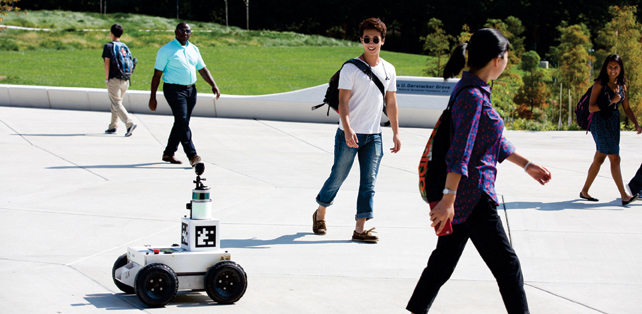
[1,105,641,313]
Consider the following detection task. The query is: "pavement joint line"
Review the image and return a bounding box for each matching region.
[253,118,333,154]
[65,224,178,267]
[526,283,609,314]
[2,117,109,181]
[0,206,178,223]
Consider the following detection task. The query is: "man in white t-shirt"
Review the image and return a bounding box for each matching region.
[312,17,401,243]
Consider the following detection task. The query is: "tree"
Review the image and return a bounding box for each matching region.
[457,24,472,44]
[484,16,526,67]
[514,51,551,115]
[549,23,594,120]
[596,6,642,119]
[0,0,19,24]
[420,18,452,77]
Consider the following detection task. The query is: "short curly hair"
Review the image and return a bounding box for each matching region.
[359,17,387,38]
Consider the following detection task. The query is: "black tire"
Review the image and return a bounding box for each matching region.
[205,261,247,304]
[112,253,135,294]
[134,263,179,308]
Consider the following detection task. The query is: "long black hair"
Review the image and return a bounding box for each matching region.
[595,54,626,86]
[443,28,510,80]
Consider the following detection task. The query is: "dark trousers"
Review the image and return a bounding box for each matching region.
[406,195,529,314]
[628,163,642,195]
[163,83,197,159]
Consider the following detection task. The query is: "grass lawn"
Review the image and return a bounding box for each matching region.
[0,46,429,95]
[0,10,429,95]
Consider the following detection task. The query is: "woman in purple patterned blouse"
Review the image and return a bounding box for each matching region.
[407,29,552,314]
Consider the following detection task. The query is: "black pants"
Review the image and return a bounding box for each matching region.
[406,194,529,314]
[163,83,197,159]
[628,163,642,195]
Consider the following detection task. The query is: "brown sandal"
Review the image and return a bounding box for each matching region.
[312,210,327,235]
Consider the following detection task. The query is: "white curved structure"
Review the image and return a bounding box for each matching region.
[0,76,458,128]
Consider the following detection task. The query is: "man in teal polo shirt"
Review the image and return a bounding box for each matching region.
[148,22,220,167]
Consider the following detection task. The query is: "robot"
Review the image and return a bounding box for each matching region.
[111,163,247,307]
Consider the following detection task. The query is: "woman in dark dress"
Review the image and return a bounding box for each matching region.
[580,54,642,206]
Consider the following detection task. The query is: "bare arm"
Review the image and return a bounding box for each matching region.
[385,91,401,153]
[621,86,642,134]
[505,151,552,185]
[588,81,604,113]
[198,67,220,99]
[148,69,163,112]
[104,57,110,82]
[429,172,461,234]
[338,88,358,148]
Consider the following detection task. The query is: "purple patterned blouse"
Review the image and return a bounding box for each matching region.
[446,72,515,224]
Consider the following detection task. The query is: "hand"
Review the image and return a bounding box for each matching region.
[390,133,401,153]
[430,198,455,235]
[525,163,552,185]
[611,94,621,105]
[148,98,157,112]
[212,85,221,100]
[344,128,359,148]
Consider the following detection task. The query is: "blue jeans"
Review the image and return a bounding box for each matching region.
[163,83,197,159]
[316,129,383,220]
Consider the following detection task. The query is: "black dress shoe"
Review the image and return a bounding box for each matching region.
[579,192,599,202]
[162,155,182,164]
[622,193,639,206]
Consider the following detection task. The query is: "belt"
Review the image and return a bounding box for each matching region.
[165,83,195,88]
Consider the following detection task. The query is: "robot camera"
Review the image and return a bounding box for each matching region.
[195,162,205,176]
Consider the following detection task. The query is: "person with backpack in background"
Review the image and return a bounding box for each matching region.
[148,22,220,167]
[103,24,137,137]
[406,29,551,314]
[312,17,401,243]
[579,54,641,206]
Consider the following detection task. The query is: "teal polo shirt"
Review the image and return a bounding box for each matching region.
[154,38,206,86]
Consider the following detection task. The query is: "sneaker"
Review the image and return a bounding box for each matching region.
[125,124,137,137]
[352,228,378,243]
[189,155,202,167]
[105,128,116,134]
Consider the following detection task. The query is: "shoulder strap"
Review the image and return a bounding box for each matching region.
[447,85,476,110]
[345,59,386,98]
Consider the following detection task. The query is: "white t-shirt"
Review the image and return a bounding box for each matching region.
[338,57,397,134]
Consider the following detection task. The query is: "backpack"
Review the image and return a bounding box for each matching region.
[111,41,137,80]
[312,59,386,117]
[575,86,594,131]
[418,85,474,207]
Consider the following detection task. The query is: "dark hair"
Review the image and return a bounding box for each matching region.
[595,54,626,86]
[110,24,124,38]
[359,17,386,38]
[443,28,510,79]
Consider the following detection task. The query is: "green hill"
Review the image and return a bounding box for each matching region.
[0,10,429,95]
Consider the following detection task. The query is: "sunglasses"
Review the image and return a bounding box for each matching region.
[178,29,192,34]
[361,36,381,44]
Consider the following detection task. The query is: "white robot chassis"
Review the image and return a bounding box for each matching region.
[112,163,247,307]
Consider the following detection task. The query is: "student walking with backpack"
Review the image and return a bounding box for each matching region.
[312,17,401,243]
[103,24,137,136]
[579,54,641,206]
[406,29,551,314]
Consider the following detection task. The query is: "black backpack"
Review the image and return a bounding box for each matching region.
[111,41,137,81]
[418,86,474,206]
[312,59,386,116]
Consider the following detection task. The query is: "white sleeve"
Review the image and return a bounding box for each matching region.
[338,63,357,90]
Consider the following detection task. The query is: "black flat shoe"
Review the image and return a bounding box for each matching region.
[579,192,599,202]
[622,193,639,206]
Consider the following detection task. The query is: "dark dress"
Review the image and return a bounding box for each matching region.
[590,84,623,155]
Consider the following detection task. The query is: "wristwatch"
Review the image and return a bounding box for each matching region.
[442,188,457,195]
